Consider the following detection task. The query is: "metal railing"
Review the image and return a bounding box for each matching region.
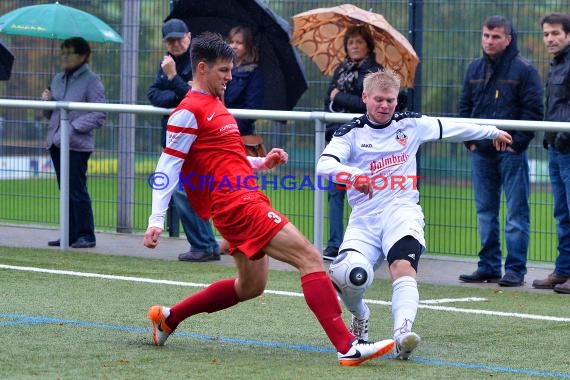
[1,98,569,252]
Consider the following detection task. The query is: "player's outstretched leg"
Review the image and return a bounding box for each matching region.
[148,305,172,346]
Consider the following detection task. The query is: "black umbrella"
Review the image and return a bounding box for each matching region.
[167,0,308,111]
[0,39,14,80]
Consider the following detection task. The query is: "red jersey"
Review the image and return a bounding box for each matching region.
[148,91,261,227]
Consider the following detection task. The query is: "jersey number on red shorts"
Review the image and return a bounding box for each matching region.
[267,211,282,224]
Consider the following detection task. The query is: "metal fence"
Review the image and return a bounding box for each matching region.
[0,0,567,262]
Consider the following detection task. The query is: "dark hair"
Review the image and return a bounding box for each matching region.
[483,15,512,35]
[343,25,375,56]
[191,32,236,71]
[228,25,259,64]
[61,36,91,63]
[541,13,570,34]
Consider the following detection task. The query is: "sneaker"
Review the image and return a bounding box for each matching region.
[349,305,370,341]
[148,305,172,346]
[178,250,221,262]
[322,246,339,262]
[394,332,421,360]
[337,339,395,366]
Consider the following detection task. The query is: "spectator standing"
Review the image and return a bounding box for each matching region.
[144,32,395,366]
[224,25,264,137]
[322,25,383,262]
[42,37,106,249]
[458,15,544,287]
[147,18,220,262]
[316,69,513,360]
[533,13,570,294]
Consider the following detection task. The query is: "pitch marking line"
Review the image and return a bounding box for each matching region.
[2,264,569,322]
[1,313,570,379]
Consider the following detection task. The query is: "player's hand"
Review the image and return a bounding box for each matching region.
[143,227,163,248]
[353,174,373,199]
[492,130,513,151]
[264,148,288,169]
[219,239,230,254]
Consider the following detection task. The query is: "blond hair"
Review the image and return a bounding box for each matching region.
[363,69,401,94]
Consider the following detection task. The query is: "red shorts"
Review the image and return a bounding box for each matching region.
[211,191,288,260]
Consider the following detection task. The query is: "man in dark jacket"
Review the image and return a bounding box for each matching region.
[147,18,220,262]
[532,13,570,294]
[458,15,544,287]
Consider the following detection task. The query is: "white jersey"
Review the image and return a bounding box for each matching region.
[316,114,501,220]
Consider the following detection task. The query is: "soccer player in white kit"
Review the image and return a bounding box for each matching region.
[316,69,512,360]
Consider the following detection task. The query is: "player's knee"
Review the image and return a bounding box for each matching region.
[387,235,423,272]
[329,249,374,299]
[235,278,266,301]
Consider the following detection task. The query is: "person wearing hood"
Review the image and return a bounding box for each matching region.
[458,15,544,287]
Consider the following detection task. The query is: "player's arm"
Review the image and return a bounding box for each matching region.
[144,153,184,248]
[144,109,196,248]
[316,137,373,198]
[419,117,512,146]
[248,148,288,172]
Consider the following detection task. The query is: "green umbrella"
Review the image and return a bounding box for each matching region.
[0,1,123,44]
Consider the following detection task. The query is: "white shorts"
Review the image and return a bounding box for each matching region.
[339,203,426,269]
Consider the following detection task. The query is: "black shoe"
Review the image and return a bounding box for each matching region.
[71,237,96,249]
[498,272,524,287]
[178,250,221,262]
[323,247,339,262]
[459,271,501,283]
[48,239,61,247]
[47,239,75,247]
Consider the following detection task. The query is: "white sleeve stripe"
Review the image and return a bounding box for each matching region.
[168,109,198,129]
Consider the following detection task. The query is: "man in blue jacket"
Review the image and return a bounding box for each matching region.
[147,18,220,262]
[458,15,544,287]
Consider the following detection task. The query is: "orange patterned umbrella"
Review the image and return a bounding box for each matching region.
[291,4,419,88]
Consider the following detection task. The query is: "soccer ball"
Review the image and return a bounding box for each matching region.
[329,251,374,298]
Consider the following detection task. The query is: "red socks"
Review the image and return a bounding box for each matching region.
[301,271,354,353]
[165,273,354,354]
[167,278,240,330]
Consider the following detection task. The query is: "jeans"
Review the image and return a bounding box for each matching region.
[471,150,530,277]
[49,146,95,243]
[327,183,346,249]
[172,189,219,253]
[547,148,570,277]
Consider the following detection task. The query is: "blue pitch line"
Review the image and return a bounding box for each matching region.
[1,313,569,379]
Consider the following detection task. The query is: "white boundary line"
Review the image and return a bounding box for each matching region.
[2,263,569,322]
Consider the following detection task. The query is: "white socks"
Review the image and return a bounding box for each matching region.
[391,276,419,338]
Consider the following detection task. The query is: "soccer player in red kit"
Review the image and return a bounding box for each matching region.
[143,32,394,366]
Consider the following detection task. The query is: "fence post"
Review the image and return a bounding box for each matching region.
[59,107,70,250]
[313,113,326,250]
[408,0,423,112]
[117,0,140,233]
